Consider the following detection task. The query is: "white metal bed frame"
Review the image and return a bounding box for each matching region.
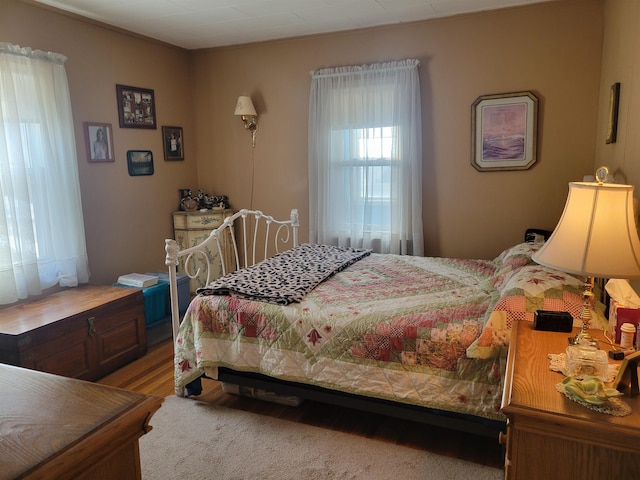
[164,208,299,342]
[163,207,505,438]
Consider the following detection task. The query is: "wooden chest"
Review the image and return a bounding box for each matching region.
[0,285,146,380]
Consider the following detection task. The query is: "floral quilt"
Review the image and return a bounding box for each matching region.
[174,243,603,423]
[175,252,507,421]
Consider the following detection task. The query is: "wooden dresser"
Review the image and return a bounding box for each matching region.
[0,363,163,479]
[0,286,146,380]
[172,209,234,294]
[501,320,640,479]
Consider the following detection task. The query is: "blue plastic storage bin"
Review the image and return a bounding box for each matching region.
[141,282,169,326]
[145,272,190,316]
[113,281,169,326]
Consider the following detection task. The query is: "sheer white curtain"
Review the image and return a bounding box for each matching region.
[308,59,423,255]
[0,43,90,305]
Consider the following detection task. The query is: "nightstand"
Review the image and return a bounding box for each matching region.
[501,320,640,479]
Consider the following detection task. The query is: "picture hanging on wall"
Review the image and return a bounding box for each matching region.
[606,82,620,144]
[127,150,154,176]
[612,350,640,397]
[116,84,156,129]
[84,122,114,162]
[162,126,184,160]
[471,91,538,172]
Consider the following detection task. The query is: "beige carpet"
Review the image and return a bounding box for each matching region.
[139,396,504,480]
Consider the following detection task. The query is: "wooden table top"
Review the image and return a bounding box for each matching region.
[503,321,640,445]
[0,364,162,479]
[0,285,141,336]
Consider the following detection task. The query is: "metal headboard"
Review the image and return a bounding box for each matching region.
[164,208,299,342]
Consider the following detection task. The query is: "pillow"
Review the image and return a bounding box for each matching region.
[499,264,583,297]
[467,264,606,359]
[494,242,542,269]
[490,242,543,292]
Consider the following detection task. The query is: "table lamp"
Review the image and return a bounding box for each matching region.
[532,167,640,346]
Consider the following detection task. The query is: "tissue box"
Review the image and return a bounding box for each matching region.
[609,299,640,345]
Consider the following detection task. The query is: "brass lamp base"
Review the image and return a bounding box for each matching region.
[568,275,598,348]
[568,332,598,348]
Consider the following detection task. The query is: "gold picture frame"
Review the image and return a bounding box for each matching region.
[605,82,620,144]
[471,91,538,172]
[613,349,640,397]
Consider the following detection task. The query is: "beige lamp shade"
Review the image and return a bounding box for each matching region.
[234,96,257,116]
[533,182,640,278]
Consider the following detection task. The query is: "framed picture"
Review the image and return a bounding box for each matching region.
[606,82,620,144]
[126,150,154,176]
[84,122,114,162]
[162,126,184,160]
[116,84,156,129]
[471,91,538,172]
[612,349,640,397]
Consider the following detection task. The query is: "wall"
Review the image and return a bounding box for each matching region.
[595,1,640,189]
[1,0,197,285]
[193,0,604,259]
[1,0,604,288]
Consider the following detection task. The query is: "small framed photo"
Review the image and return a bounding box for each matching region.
[162,126,184,160]
[613,349,640,397]
[116,84,156,129]
[84,122,114,162]
[471,91,538,172]
[126,150,154,176]
[606,82,620,144]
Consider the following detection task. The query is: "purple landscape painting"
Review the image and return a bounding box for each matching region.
[481,102,527,161]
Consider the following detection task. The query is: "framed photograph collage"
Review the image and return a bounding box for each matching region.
[84,84,183,175]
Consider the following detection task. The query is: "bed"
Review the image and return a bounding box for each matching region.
[165,209,604,438]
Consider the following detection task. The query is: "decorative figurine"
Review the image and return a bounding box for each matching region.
[178,189,192,211]
[177,189,229,211]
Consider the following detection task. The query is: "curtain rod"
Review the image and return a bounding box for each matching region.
[310,59,420,79]
[0,42,67,64]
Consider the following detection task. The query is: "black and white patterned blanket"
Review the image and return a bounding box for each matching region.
[197,243,371,305]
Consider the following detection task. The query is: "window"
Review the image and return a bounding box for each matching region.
[309,60,423,255]
[0,43,90,305]
[332,126,398,231]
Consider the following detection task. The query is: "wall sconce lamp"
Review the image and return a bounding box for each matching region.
[234,95,258,147]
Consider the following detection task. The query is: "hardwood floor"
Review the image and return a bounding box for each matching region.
[98,338,505,469]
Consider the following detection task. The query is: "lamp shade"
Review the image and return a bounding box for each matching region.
[234,96,257,116]
[533,182,640,278]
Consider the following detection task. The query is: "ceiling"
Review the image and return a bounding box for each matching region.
[32,0,555,50]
